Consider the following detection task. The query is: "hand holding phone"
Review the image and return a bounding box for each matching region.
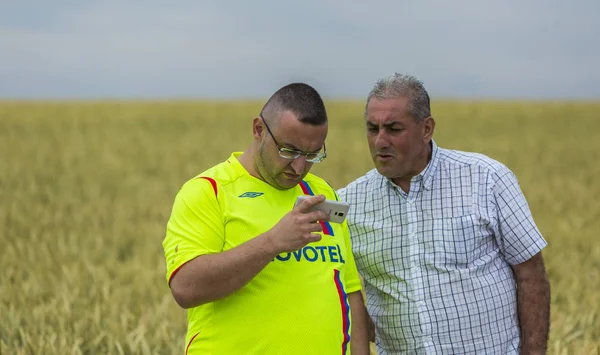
[294,195,350,224]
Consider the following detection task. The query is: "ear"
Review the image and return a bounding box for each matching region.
[422,116,435,143]
[252,116,264,141]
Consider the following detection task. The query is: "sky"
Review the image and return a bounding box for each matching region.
[1,0,599,100]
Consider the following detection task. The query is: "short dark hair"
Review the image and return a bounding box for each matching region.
[260,83,327,125]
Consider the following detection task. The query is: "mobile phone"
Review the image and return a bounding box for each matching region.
[293,195,350,224]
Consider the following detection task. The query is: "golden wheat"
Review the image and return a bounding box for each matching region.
[1,100,598,354]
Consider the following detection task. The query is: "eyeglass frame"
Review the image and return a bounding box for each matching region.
[259,114,327,163]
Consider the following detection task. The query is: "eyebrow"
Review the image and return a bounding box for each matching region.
[366,121,405,128]
[280,141,323,153]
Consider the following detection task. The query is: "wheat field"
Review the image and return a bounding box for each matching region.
[1,100,599,354]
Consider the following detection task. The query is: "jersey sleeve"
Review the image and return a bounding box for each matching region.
[491,166,548,265]
[163,177,225,286]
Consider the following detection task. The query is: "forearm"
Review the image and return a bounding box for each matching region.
[514,255,551,354]
[348,291,370,355]
[171,232,279,308]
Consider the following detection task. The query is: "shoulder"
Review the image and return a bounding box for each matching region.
[438,147,514,175]
[176,157,242,200]
[336,169,384,201]
[436,147,518,189]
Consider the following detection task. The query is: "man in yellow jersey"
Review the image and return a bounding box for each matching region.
[162,83,370,355]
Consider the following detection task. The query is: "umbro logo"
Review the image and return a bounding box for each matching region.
[238,192,264,198]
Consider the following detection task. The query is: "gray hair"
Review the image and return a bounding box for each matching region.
[365,73,431,121]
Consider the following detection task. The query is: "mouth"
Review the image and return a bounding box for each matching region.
[282,172,302,180]
[375,153,395,161]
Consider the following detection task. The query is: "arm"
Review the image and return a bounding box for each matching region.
[367,312,376,343]
[169,194,330,308]
[348,291,370,355]
[170,232,279,308]
[512,252,550,355]
[490,167,549,353]
[337,188,374,353]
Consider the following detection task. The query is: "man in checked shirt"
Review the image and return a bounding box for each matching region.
[337,73,550,355]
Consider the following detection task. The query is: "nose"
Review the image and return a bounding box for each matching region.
[374,130,389,149]
[290,156,307,174]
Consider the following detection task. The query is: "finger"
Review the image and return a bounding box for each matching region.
[307,222,325,233]
[295,194,326,213]
[304,210,329,223]
[305,232,322,243]
[296,210,329,224]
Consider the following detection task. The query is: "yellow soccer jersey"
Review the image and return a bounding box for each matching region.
[163,152,362,355]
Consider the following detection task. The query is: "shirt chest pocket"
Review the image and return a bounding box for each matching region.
[427,214,492,268]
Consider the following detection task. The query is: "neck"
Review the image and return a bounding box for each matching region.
[237,149,257,176]
[392,142,433,193]
[417,141,433,174]
[238,148,269,183]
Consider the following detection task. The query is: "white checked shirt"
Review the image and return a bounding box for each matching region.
[337,140,547,355]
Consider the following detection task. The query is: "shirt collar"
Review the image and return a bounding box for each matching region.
[420,139,439,190]
[227,152,248,176]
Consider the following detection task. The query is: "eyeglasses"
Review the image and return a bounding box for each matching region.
[260,115,327,163]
